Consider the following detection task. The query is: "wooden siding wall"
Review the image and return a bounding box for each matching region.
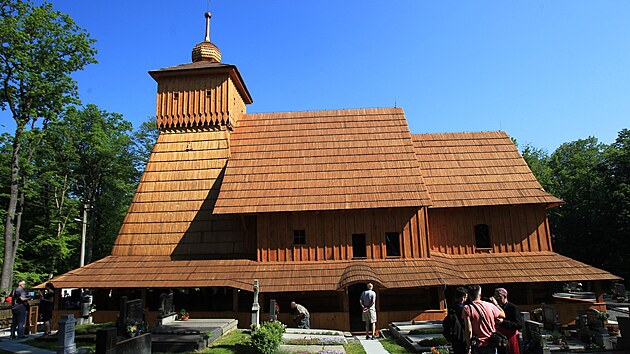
[113,128,256,258]
[256,208,429,262]
[155,74,247,129]
[428,205,552,254]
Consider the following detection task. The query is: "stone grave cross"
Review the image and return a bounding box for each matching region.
[252,279,260,328]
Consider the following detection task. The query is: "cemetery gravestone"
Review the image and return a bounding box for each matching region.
[157,292,177,326]
[541,304,557,330]
[126,299,144,327]
[118,297,145,337]
[58,314,77,354]
[159,292,174,317]
[269,299,277,322]
[524,320,550,354]
[252,279,260,328]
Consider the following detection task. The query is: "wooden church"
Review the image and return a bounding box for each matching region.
[50,12,619,331]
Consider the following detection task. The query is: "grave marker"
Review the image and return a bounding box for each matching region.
[252,279,260,328]
[57,314,77,354]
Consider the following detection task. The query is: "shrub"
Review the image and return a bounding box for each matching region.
[418,336,449,347]
[251,321,286,354]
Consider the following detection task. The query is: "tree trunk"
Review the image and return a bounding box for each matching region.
[1,128,23,292]
[9,188,25,287]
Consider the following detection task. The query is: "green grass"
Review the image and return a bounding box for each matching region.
[380,337,413,353]
[344,340,367,354]
[23,339,95,353]
[75,321,116,334]
[195,329,257,354]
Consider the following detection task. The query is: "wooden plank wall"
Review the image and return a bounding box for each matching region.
[155,74,246,129]
[256,207,428,262]
[428,204,552,254]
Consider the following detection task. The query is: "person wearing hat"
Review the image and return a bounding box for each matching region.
[490,288,523,354]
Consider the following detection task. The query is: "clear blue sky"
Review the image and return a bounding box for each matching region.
[2,1,629,152]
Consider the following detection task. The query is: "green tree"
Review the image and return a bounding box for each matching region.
[63,105,138,264]
[0,0,97,291]
[547,137,611,272]
[521,144,553,191]
[600,129,630,281]
[133,117,158,171]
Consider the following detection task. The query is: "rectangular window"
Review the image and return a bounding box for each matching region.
[173,92,179,100]
[385,232,401,257]
[293,229,306,245]
[352,234,367,258]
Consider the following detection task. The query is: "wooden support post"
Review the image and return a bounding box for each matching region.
[594,281,604,303]
[438,287,446,310]
[340,289,349,312]
[527,285,534,305]
[232,288,239,312]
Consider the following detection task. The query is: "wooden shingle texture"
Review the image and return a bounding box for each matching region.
[47,252,619,291]
[214,108,432,214]
[412,131,563,208]
[112,127,255,258]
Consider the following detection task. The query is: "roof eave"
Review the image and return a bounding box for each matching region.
[148,64,253,104]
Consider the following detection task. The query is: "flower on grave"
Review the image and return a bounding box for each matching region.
[274,303,280,315]
[89,303,96,314]
[431,347,449,354]
[126,324,137,337]
[596,312,609,321]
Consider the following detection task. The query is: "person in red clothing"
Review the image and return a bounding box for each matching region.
[462,285,505,354]
[490,288,523,354]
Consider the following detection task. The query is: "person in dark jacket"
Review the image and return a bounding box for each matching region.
[490,288,523,354]
[451,287,468,354]
[39,282,55,335]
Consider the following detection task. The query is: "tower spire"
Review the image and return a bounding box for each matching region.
[192,11,222,63]
[204,11,211,42]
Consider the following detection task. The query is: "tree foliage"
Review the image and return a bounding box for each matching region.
[522,130,630,284]
[0,0,97,292]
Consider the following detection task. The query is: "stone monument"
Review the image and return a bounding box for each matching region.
[252,279,260,328]
[58,314,77,354]
[269,298,278,322]
[157,292,176,326]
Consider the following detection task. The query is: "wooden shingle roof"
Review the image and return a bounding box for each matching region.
[412,131,563,208]
[432,251,621,284]
[213,108,432,214]
[47,252,619,291]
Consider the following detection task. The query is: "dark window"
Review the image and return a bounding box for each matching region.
[385,232,401,257]
[173,92,179,100]
[206,89,212,97]
[352,234,367,258]
[293,229,306,245]
[475,224,490,248]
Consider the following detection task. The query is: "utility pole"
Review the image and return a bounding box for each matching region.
[80,202,87,267]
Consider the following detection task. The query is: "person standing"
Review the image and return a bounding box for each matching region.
[490,288,522,354]
[10,280,29,339]
[462,285,505,354]
[290,301,310,329]
[360,283,377,340]
[39,282,55,336]
[448,287,469,354]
